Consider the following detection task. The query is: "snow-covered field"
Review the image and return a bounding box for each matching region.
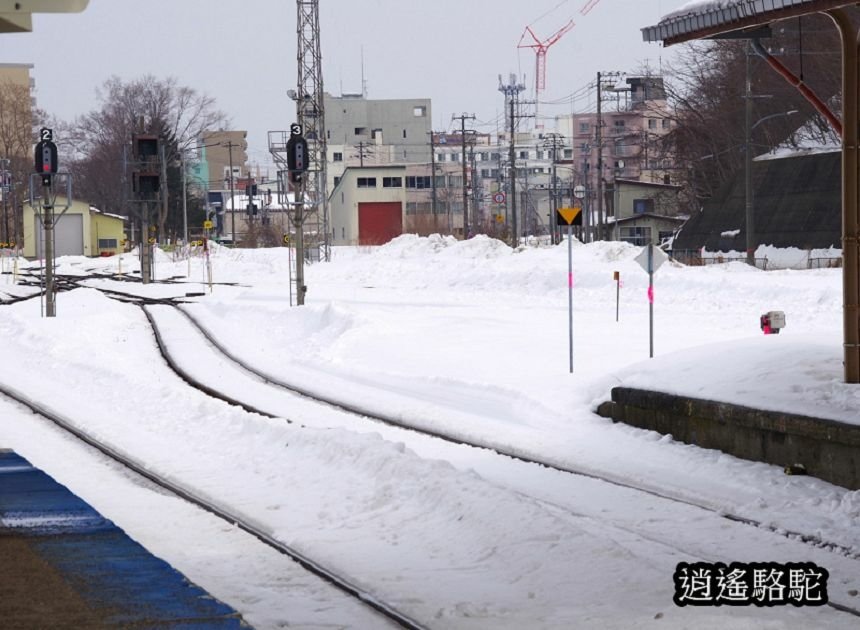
[1,235,858,629]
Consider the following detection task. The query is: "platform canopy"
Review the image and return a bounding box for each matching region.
[644,0,860,384]
[643,0,856,46]
[0,0,89,33]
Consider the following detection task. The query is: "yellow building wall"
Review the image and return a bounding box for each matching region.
[23,199,89,258]
[90,213,125,255]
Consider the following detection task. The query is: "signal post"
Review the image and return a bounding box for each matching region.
[286,123,309,305]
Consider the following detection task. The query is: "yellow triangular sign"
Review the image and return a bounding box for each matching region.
[558,206,582,226]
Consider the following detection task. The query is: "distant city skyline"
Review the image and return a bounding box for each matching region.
[5,0,683,174]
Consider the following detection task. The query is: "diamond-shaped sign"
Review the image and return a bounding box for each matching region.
[635,244,669,274]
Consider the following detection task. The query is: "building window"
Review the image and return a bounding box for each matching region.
[613,120,626,131]
[334,176,341,188]
[383,177,402,188]
[371,128,383,140]
[452,153,460,162]
[355,127,367,136]
[481,169,491,178]
[357,177,377,188]
[620,226,652,246]
[537,150,545,160]
[434,175,446,188]
[413,106,426,117]
[633,198,654,214]
[491,152,501,161]
[564,149,573,159]
[402,129,407,139]
[662,119,671,129]
[579,122,590,134]
[333,152,343,162]
[405,176,432,189]
[648,119,657,130]
[97,238,118,249]
[437,153,445,162]
[448,175,463,188]
[480,152,489,161]
[519,151,529,160]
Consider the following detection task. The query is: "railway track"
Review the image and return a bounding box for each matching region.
[4,270,860,620]
[146,301,860,561]
[0,379,426,630]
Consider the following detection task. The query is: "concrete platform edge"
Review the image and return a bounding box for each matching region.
[596,387,860,490]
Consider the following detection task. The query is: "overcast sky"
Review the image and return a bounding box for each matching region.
[3,0,684,173]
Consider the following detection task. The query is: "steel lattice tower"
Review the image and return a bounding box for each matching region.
[270,0,329,261]
[296,0,328,260]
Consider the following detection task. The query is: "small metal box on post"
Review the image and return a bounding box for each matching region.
[760,311,786,335]
[132,135,160,284]
[287,123,309,305]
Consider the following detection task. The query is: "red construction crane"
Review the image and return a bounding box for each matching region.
[518,19,575,128]
[580,0,604,16]
[518,19,575,93]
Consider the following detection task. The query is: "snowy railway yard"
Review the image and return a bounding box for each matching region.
[2,235,860,629]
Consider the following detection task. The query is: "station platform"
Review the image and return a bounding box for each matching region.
[0,450,247,628]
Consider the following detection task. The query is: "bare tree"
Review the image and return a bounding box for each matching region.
[69,76,228,239]
[0,80,49,242]
[656,13,844,209]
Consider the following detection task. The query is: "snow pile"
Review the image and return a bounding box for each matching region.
[3,234,859,628]
[702,244,842,269]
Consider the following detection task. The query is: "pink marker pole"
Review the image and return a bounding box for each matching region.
[567,224,574,373]
[648,245,655,358]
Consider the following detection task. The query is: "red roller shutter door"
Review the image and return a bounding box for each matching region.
[358,201,402,245]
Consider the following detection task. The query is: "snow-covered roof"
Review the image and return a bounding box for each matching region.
[614,213,687,225]
[643,1,854,46]
[89,206,127,221]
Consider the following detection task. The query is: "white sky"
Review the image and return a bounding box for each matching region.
[2,0,684,174]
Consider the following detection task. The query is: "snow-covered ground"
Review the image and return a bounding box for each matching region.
[1,235,858,629]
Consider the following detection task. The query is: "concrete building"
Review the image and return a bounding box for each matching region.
[325,93,432,194]
[609,179,684,247]
[23,199,127,258]
[0,64,35,245]
[556,76,676,192]
[329,166,407,245]
[197,130,248,192]
[0,62,34,95]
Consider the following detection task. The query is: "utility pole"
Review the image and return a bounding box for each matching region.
[181,155,188,245]
[429,131,438,230]
[582,144,591,242]
[745,41,755,267]
[452,113,476,238]
[499,74,526,248]
[596,71,604,241]
[354,141,373,167]
[223,141,238,245]
[470,143,480,234]
[160,141,168,244]
[0,159,10,244]
[544,133,565,244]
